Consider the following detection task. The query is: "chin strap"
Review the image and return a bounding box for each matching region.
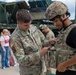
[59,15,69,29]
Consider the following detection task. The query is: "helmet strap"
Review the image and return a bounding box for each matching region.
[59,16,69,29]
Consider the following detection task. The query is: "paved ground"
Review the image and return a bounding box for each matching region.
[0,54,56,75]
[0,55,20,75]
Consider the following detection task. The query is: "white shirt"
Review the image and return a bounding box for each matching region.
[0,35,10,46]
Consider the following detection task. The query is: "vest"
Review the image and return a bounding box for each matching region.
[55,24,76,70]
[50,24,76,70]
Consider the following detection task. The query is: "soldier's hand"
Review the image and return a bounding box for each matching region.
[49,38,56,45]
[57,62,67,72]
[39,46,50,56]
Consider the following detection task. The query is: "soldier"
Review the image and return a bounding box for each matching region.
[45,1,76,75]
[39,24,55,41]
[39,24,56,73]
[10,9,55,75]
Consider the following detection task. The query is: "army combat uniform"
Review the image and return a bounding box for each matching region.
[54,24,76,70]
[10,25,50,75]
[45,1,76,75]
[45,1,76,70]
[44,30,55,70]
[45,30,55,41]
[39,24,55,69]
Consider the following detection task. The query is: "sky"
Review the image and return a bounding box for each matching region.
[0,0,75,19]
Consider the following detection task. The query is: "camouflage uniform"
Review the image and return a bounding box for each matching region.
[10,25,50,75]
[45,1,76,71]
[39,24,55,40]
[46,30,55,41]
[44,25,76,70]
[55,24,76,70]
[39,24,55,73]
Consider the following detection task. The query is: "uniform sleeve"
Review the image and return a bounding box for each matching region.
[50,30,55,38]
[11,39,41,66]
[37,29,50,47]
[46,31,55,40]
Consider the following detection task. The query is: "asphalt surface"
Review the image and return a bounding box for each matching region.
[0,54,56,75]
[0,54,20,75]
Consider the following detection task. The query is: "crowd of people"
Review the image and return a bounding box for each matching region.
[0,1,76,75]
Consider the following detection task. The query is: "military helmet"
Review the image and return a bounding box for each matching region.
[45,1,68,20]
[39,24,47,30]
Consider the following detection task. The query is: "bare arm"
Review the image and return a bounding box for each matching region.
[57,54,76,72]
[63,54,76,67]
